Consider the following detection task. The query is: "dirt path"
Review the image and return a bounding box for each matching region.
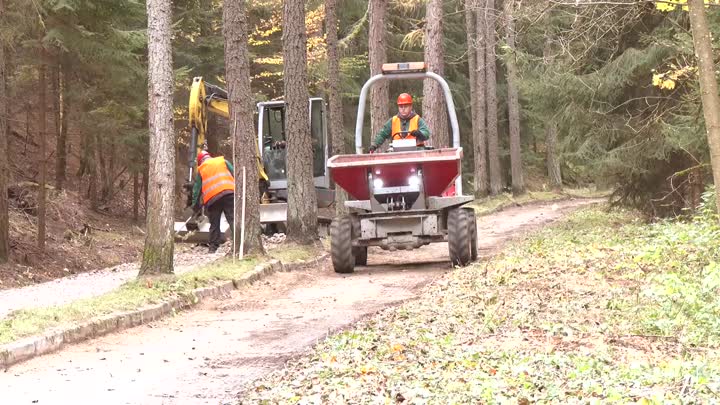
[0,199,599,405]
[0,246,225,319]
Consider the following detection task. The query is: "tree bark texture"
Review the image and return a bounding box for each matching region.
[369,0,389,140]
[504,0,524,195]
[465,0,478,151]
[38,63,47,250]
[325,0,348,215]
[543,29,561,190]
[87,127,98,210]
[546,120,562,190]
[688,0,720,217]
[474,0,488,197]
[283,0,318,243]
[423,0,449,148]
[140,0,175,276]
[223,0,265,256]
[0,0,9,263]
[485,0,501,195]
[133,170,139,222]
[54,61,67,190]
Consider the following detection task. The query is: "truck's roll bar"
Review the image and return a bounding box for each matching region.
[354,70,462,194]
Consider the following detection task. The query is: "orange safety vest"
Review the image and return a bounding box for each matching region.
[391,115,424,146]
[198,156,234,205]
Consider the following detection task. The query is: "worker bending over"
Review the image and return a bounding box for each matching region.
[192,151,235,253]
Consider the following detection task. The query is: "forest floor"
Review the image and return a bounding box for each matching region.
[0,187,148,288]
[0,198,596,404]
[243,206,720,403]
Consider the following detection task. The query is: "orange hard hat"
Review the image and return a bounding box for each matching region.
[397,93,413,105]
[197,150,211,166]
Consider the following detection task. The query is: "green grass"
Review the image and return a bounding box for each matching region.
[0,258,257,345]
[242,206,720,403]
[267,243,323,263]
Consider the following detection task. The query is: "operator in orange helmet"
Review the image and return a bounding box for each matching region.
[368,93,431,152]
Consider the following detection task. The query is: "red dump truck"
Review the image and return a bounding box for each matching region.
[327,62,477,273]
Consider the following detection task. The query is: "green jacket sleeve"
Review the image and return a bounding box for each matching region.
[225,160,234,176]
[416,117,431,141]
[192,173,202,207]
[372,118,394,147]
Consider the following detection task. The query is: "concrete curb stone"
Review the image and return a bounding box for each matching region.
[0,254,328,369]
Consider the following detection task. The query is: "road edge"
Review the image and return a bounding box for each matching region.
[0,254,328,369]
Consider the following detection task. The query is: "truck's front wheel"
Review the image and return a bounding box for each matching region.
[330,215,355,273]
[448,208,473,267]
[463,207,478,261]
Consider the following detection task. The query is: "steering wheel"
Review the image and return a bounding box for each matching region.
[393,131,411,139]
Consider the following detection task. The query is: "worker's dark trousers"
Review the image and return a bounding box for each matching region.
[207,193,235,251]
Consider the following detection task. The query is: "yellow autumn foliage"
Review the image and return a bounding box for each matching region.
[655,0,720,12]
[652,65,697,90]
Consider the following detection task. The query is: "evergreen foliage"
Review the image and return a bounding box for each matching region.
[1,0,718,217]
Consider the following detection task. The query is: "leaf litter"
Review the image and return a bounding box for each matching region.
[241,207,720,404]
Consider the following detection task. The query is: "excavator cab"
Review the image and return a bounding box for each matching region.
[256,98,333,207]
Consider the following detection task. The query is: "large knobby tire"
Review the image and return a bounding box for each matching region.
[463,207,478,261]
[330,216,355,273]
[448,208,473,267]
[351,217,367,266]
[353,247,368,266]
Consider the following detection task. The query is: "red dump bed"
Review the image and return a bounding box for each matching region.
[327,148,462,200]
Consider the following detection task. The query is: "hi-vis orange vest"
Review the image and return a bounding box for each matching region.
[391,115,424,146]
[198,156,234,205]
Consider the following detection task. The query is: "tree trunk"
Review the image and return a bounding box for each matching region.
[55,61,67,190]
[283,0,318,243]
[143,160,149,214]
[133,170,139,223]
[24,103,30,155]
[504,0,524,195]
[0,0,9,263]
[465,0,478,152]
[422,0,450,148]
[326,0,347,215]
[485,0,501,195]
[223,0,265,256]
[543,33,561,191]
[688,0,720,218]
[51,60,60,190]
[423,0,449,148]
[140,0,175,276]
[38,63,47,250]
[97,133,109,201]
[546,120,562,190]
[369,0,389,140]
[87,129,98,210]
[474,0,488,197]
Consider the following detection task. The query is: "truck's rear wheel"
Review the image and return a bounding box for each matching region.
[330,216,355,273]
[463,207,478,261]
[353,247,368,266]
[448,208,472,267]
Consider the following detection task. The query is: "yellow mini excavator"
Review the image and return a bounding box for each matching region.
[174,77,334,242]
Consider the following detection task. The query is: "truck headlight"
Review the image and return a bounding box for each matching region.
[373,178,384,189]
[408,175,420,187]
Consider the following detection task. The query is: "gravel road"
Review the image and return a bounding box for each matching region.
[0,199,599,404]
